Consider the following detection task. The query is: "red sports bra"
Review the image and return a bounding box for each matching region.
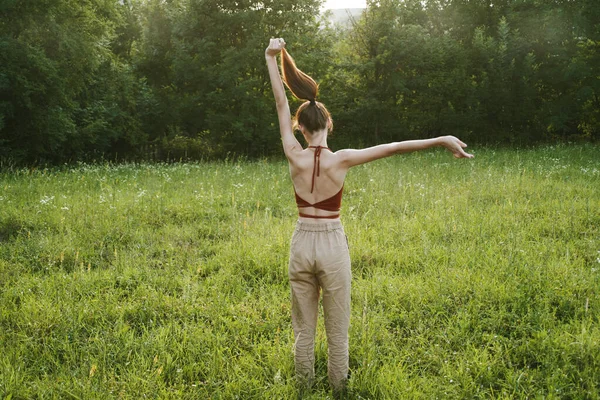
[294,146,343,219]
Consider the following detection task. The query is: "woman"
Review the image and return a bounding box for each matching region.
[265,38,473,394]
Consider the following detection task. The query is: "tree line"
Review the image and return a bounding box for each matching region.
[1,0,598,164]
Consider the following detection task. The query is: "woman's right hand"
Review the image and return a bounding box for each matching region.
[440,136,474,158]
[265,38,286,57]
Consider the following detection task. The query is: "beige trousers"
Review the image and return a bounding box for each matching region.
[288,220,351,390]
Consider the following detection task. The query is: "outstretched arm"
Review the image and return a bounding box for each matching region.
[338,136,474,168]
[265,38,301,158]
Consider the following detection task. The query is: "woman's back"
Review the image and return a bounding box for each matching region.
[289,146,347,219]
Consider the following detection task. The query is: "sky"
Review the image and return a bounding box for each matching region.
[322,0,367,10]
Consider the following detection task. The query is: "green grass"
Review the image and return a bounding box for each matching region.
[0,144,599,399]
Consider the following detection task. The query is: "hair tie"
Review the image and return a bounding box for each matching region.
[309,99,316,106]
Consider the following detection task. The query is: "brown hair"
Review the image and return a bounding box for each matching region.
[280,48,333,134]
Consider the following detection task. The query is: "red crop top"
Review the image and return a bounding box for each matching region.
[294,146,343,219]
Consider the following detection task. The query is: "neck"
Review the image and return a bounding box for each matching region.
[306,130,328,147]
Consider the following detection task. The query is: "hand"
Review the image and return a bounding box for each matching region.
[265,38,286,57]
[440,136,474,159]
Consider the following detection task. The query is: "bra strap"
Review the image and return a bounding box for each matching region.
[308,146,330,193]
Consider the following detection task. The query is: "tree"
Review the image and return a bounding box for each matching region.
[133,0,331,158]
[0,0,147,163]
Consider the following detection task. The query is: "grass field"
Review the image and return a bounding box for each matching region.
[0,144,599,399]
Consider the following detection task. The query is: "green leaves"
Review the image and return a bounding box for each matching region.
[326,0,599,146]
[0,0,137,163]
[133,0,326,158]
[0,0,598,164]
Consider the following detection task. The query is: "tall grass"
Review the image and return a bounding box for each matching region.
[0,144,598,399]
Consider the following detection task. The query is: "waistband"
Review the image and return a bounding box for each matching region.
[298,212,340,219]
[295,219,344,232]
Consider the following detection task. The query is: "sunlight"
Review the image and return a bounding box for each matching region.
[322,0,366,10]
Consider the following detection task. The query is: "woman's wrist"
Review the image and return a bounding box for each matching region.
[435,136,447,147]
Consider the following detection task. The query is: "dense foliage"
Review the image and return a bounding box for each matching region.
[1,0,598,163]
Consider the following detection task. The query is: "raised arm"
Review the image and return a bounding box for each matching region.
[265,38,301,158]
[338,136,474,168]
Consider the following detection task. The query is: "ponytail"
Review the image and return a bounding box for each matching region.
[281,48,318,102]
[280,48,332,134]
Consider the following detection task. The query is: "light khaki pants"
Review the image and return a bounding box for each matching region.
[288,220,351,390]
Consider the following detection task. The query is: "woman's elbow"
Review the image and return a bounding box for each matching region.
[383,144,400,158]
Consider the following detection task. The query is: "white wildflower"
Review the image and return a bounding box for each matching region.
[40,195,55,205]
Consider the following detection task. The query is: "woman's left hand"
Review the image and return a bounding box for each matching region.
[440,136,474,159]
[265,38,286,57]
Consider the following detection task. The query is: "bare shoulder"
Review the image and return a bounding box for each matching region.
[333,148,371,157]
[284,142,305,164]
[332,148,355,161]
[333,147,371,168]
[328,149,356,172]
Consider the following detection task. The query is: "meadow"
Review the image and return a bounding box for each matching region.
[0,144,598,399]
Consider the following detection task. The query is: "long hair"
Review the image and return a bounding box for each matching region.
[280,48,332,134]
